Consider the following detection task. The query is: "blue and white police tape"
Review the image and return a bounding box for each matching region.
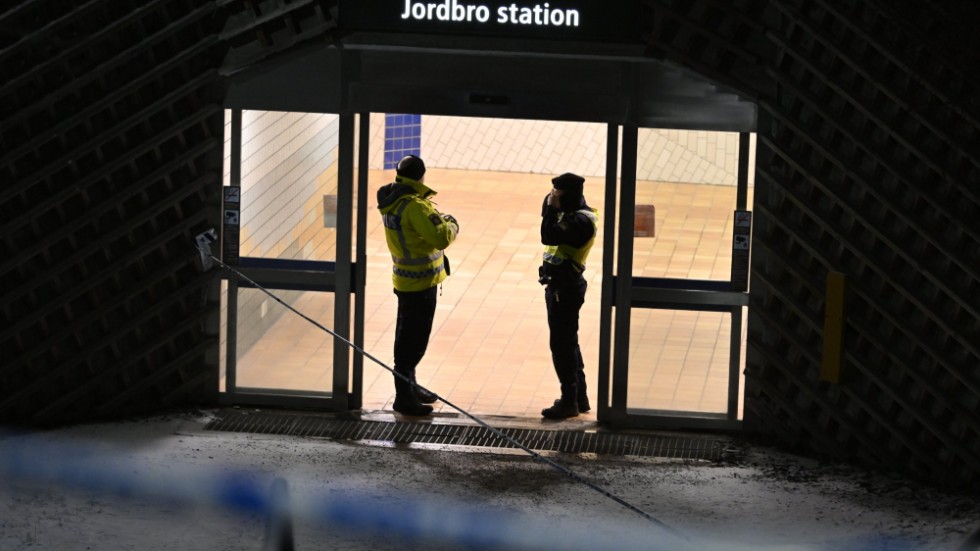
[0,435,930,551]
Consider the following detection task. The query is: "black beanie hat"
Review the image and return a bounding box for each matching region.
[396,155,426,181]
[552,172,585,193]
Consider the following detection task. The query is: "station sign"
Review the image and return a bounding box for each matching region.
[338,0,646,43]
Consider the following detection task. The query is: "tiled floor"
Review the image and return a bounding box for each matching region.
[232,168,749,420]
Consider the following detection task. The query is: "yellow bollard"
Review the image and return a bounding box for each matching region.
[821,271,846,383]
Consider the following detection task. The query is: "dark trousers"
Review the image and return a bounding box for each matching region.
[393,286,438,380]
[545,275,588,399]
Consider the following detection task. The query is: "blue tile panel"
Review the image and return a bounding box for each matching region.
[384,114,422,169]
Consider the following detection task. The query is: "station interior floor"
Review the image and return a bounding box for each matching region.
[230,168,749,421]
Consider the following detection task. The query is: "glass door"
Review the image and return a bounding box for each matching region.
[601,126,752,430]
[219,109,358,410]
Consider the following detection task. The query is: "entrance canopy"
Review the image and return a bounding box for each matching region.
[217,17,756,428]
[222,35,757,132]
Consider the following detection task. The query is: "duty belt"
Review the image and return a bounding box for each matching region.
[393,263,445,279]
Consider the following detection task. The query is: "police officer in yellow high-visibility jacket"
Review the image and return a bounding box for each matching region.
[376,155,459,416]
[539,173,598,419]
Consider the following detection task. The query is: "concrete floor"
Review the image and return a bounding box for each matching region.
[1,409,977,551]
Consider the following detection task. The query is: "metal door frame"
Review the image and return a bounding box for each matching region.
[218,44,756,420]
[219,112,753,422]
[598,126,751,431]
[219,109,358,410]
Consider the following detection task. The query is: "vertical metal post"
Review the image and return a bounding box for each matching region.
[728,131,753,419]
[611,125,638,415]
[736,132,750,211]
[225,109,242,398]
[350,112,370,409]
[597,123,619,420]
[262,478,295,551]
[728,306,742,420]
[333,113,355,410]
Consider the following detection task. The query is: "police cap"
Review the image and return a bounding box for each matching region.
[552,172,585,193]
[396,155,426,181]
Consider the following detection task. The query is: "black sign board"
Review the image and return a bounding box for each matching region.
[338,0,645,43]
[223,186,241,265]
[731,210,751,292]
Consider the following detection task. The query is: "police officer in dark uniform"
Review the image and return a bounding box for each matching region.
[539,173,599,419]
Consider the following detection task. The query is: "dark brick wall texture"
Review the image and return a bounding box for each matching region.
[2,0,977,489]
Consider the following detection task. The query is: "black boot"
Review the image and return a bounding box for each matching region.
[577,374,590,413]
[411,374,438,404]
[542,396,579,420]
[393,376,433,416]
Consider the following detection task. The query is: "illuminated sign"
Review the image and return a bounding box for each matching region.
[400,1,579,27]
[339,0,645,43]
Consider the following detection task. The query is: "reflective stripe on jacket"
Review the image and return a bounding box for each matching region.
[377,176,457,292]
[543,208,599,272]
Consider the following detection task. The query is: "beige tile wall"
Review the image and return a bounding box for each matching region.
[224,110,341,260]
[423,117,610,177]
[368,114,755,186]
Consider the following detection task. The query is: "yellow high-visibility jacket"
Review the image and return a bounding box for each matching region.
[543,208,599,273]
[376,176,458,292]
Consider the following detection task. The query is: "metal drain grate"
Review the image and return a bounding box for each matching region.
[204,410,725,461]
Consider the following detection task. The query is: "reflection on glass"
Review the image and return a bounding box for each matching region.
[626,309,735,414]
[236,110,342,263]
[632,129,754,280]
[234,288,335,392]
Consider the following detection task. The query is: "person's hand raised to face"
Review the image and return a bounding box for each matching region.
[547,188,564,208]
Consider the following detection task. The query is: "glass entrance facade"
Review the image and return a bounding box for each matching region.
[221,113,753,424]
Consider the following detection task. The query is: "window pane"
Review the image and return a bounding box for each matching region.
[235,110,342,262]
[234,287,335,393]
[633,129,742,280]
[626,308,733,414]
